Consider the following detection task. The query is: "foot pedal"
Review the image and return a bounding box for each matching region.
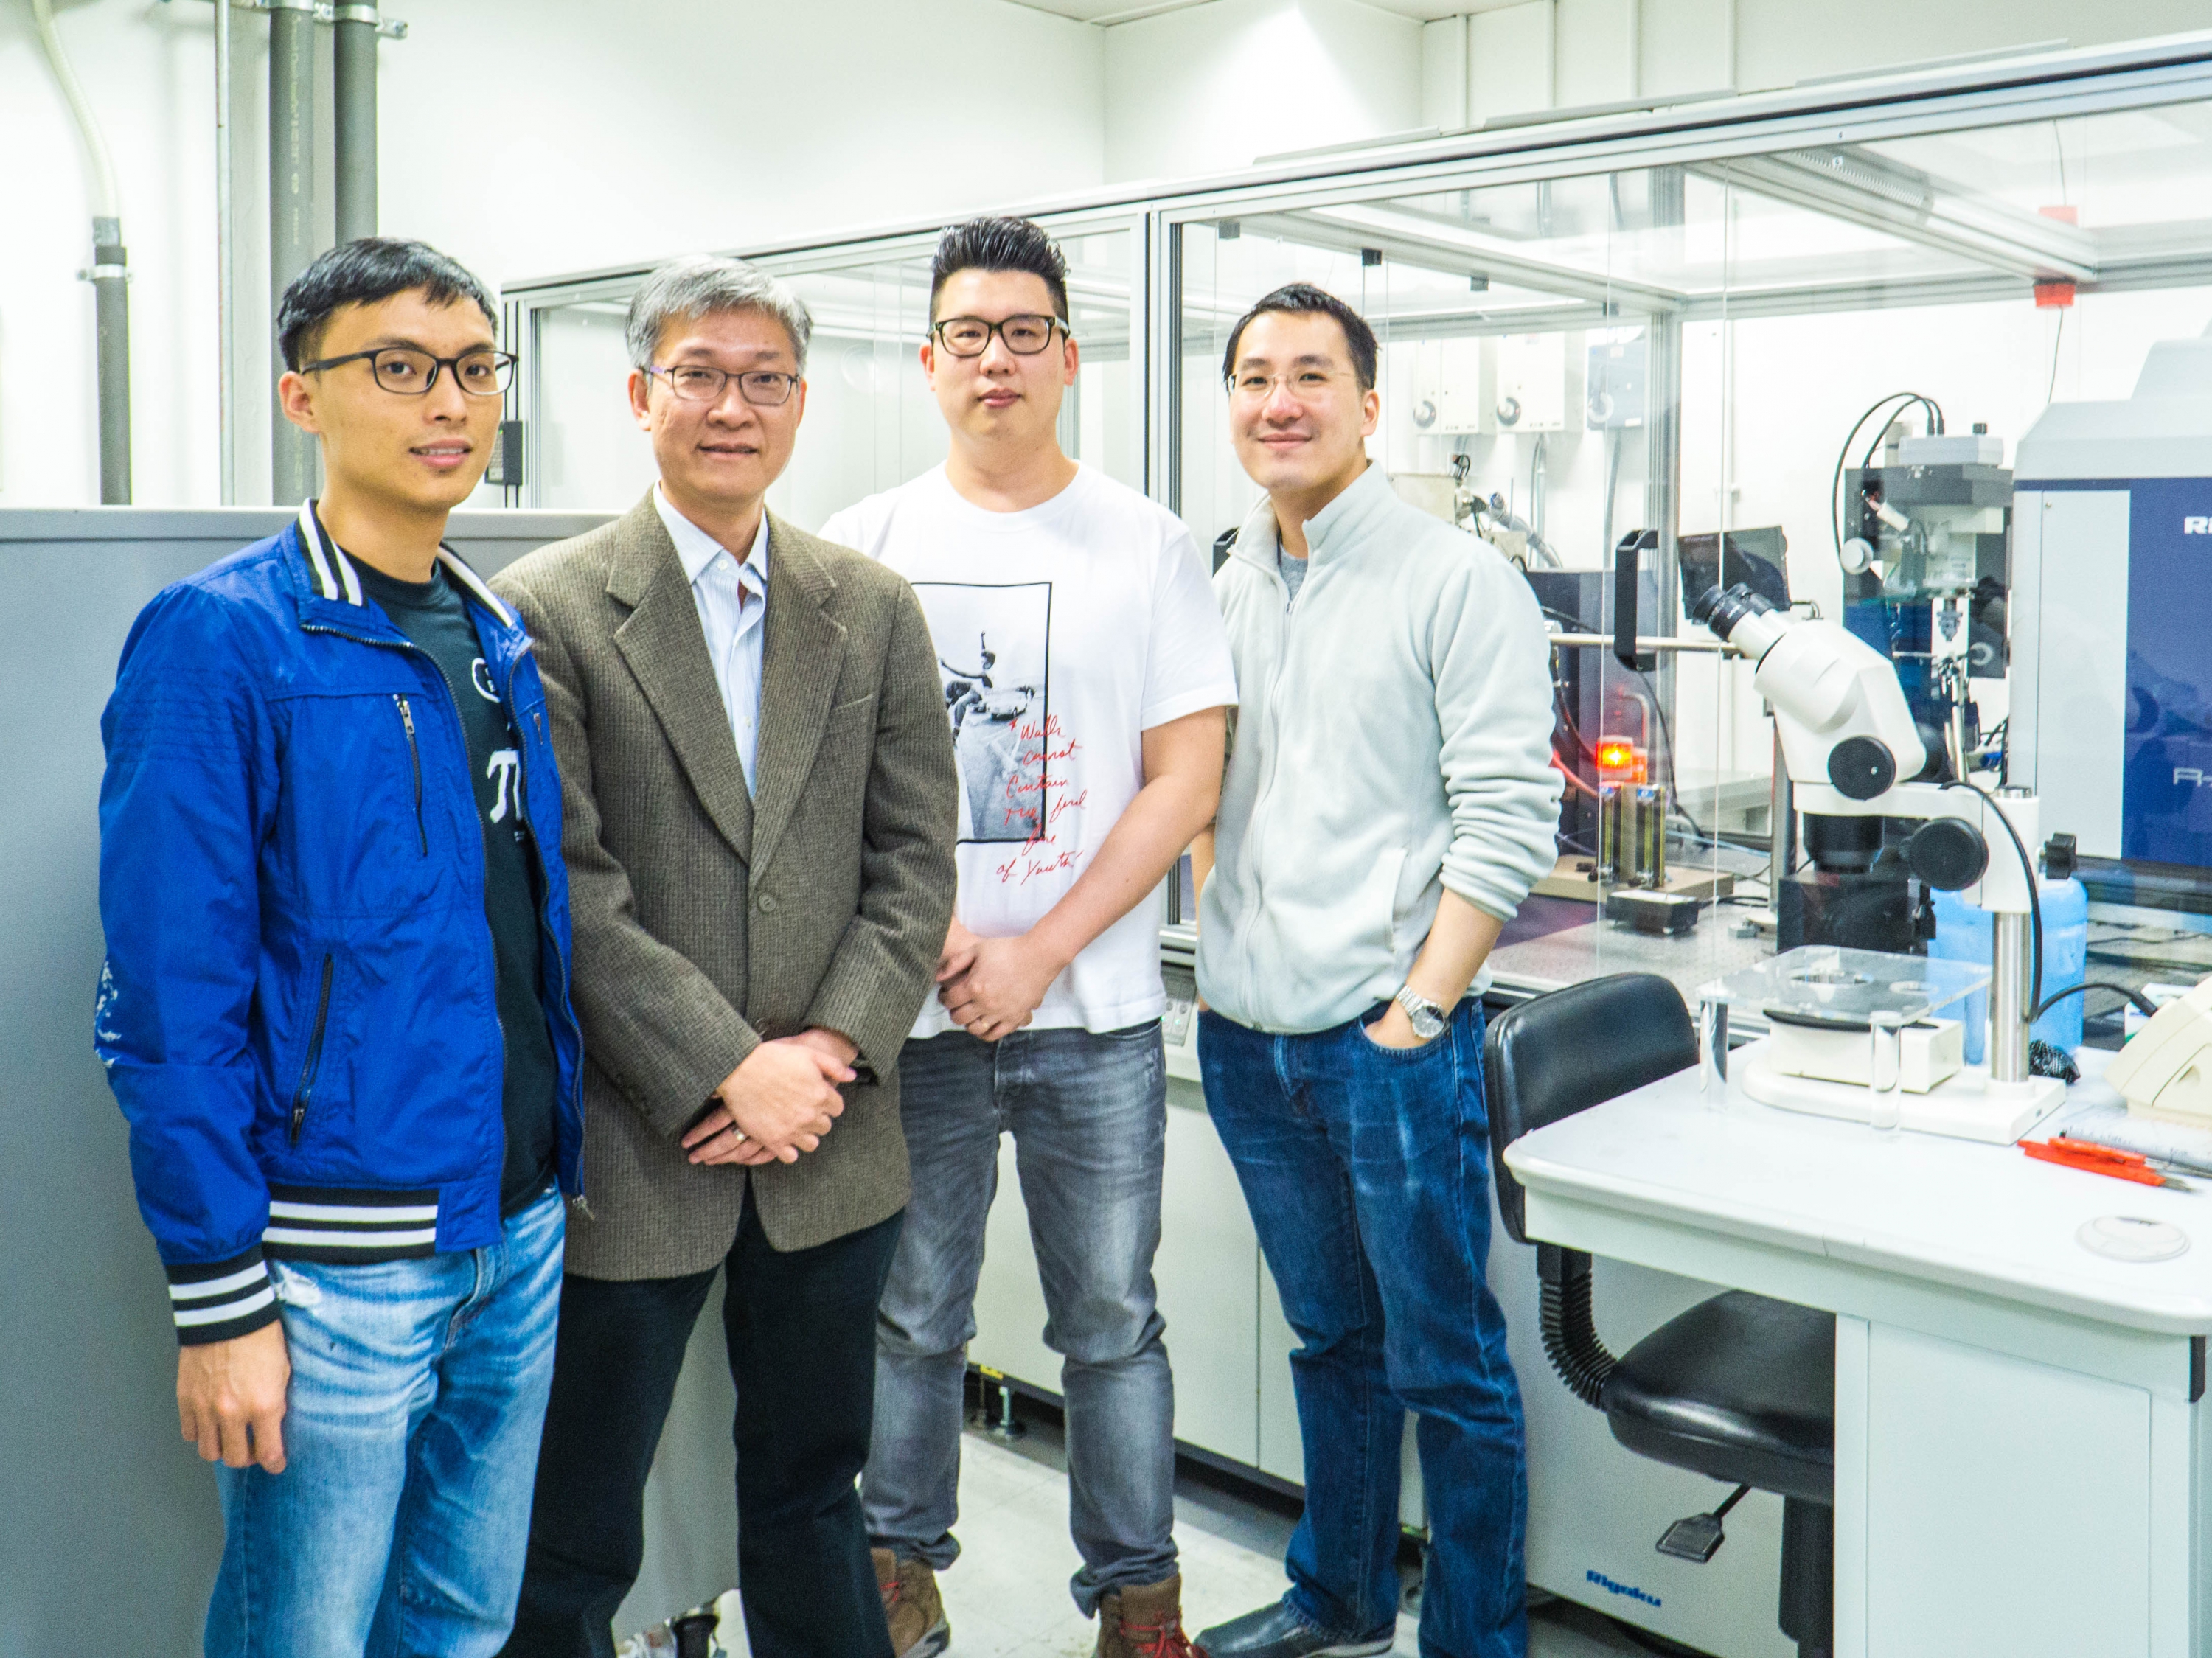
[1655,1483,1752,1563]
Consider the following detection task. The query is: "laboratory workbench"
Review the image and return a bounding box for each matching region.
[1506,1047,2212,1658]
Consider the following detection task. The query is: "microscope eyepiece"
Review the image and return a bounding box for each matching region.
[1690,582,1777,641]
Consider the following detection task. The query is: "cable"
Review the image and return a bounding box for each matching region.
[29,0,121,218]
[2045,309,2067,408]
[2033,980,2160,1022]
[1939,779,2042,1020]
[1829,391,1945,572]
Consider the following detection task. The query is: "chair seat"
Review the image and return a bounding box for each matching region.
[1601,1290,1836,1505]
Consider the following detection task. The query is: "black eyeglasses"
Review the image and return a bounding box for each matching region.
[646,365,801,406]
[301,346,516,397]
[931,315,1069,358]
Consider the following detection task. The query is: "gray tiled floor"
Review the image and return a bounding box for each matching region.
[631,1418,1663,1658]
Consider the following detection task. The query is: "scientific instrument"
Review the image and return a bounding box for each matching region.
[1693,581,2067,1140]
[2014,320,2212,903]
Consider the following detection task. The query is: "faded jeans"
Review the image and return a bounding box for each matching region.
[863,1022,1177,1615]
[1200,1001,1528,1658]
[206,1187,565,1658]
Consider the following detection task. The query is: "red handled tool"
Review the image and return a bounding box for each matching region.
[2022,1138,2191,1191]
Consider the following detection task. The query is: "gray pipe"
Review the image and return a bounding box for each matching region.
[215,0,236,503]
[29,0,130,504]
[270,0,318,505]
[91,217,131,504]
[333,3,378,243]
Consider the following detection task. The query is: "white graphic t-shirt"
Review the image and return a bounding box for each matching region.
[821,464,1238,1038]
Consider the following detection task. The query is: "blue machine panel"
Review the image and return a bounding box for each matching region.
[2123,478,2212,868]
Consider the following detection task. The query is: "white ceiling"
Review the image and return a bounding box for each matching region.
[1001,0,1526,24]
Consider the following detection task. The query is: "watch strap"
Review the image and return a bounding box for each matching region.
[1394,986,1448,1037]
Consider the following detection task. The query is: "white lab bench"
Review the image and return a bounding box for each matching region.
[1506,1047,2212,1658]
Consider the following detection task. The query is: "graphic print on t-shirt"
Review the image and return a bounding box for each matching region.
[911,581,1052,844]
[469,655,526,840]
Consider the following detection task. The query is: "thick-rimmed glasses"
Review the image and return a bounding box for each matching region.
[302,346,515,397]
[931,315,1068,357]
[646,365,801,406]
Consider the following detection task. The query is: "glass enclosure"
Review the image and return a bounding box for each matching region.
[519,222,1142,531]
[1164,90,2212,991]
[504,47,2212,1004]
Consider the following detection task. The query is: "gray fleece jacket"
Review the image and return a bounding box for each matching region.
[1196,464,1562,1034]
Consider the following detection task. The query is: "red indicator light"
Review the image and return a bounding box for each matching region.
[1595,739,1648,784]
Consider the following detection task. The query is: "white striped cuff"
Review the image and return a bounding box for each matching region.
[165,1248,279,1347]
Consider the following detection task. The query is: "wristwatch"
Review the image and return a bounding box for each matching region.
[1394,986,1449,1041]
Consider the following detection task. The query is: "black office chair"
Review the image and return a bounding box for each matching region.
[1485,974,1836,1658]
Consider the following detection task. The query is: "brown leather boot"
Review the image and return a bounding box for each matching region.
[1096,1573,1194,1658]
[872,1547,950,1658]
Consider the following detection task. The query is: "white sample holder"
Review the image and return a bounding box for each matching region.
[1702,947,2066,1144]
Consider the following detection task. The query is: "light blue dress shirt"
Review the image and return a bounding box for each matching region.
[655,486,768,794]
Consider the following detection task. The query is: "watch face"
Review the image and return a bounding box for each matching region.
[1411,1008,1446,1039]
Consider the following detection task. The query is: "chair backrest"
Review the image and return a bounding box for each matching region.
[1484,973,1697,1245]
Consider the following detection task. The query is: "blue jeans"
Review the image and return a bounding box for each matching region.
[206,1188,565,1658]
[864,1023,1176,1615]
[1200,1003,1527,1658]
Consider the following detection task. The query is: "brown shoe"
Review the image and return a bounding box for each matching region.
[1097,1573,1194,1658]
[873,1547,950,1658]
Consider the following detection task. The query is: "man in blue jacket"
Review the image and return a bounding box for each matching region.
[95,237,584,1658]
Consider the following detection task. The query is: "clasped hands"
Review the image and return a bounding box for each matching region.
[937,918,1064,1042]
[683,1028,857,1166]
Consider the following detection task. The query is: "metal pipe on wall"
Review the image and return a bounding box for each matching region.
[216,0,236,504]
[92,217,132,503]
[269,0,319,506]
[30,0,131,504]
[333,2,379,243]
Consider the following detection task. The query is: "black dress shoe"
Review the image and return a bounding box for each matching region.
[1192,1598,1396,1658]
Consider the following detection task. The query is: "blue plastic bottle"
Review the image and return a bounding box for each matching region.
[1929,878,2089,1062]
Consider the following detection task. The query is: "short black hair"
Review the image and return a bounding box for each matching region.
[930,217,1069,325]
[1220,282,1379,392]
[276,237,498,371]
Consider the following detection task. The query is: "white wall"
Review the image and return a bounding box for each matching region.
[1427,0,2212,130]
[1,0,1104,508]
[1103,0,1422,181]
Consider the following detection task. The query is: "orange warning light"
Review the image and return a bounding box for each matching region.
[1595,739,1647,784]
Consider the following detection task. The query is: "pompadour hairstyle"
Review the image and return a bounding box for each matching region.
[930,217,1070,324]
[276,237,498,372]
[1220,282,1380,392]
[625,254,813,377]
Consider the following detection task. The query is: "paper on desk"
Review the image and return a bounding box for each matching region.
[2051,1086,2212,1180]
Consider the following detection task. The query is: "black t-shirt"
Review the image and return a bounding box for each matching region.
[347,545,559,1214]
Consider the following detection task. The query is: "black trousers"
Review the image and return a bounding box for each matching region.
[501,1202,904,1658]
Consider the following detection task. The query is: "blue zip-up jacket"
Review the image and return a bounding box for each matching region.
[95,503,585,1345]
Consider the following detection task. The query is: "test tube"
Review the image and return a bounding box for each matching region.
[1598,784,1623,883]
[1699,999,1728,1104]
[1868,1010,1906,1135]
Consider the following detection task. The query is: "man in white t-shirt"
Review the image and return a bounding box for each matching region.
[822,217,1235,1658]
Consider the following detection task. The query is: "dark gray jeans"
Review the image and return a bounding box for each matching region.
[863,1021,1177,1614]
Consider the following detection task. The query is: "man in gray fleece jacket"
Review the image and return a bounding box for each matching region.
[1191,285,1562,1658]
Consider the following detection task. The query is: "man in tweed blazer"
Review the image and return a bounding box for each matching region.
[493,257,956,1658]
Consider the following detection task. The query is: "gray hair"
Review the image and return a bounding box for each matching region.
[625,254,813,377]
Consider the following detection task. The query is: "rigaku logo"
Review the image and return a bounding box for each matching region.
[2186,518,2212,534]
[1587,1569,1661,1608]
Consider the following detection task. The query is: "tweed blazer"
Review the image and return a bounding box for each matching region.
[493,493,956,1278]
